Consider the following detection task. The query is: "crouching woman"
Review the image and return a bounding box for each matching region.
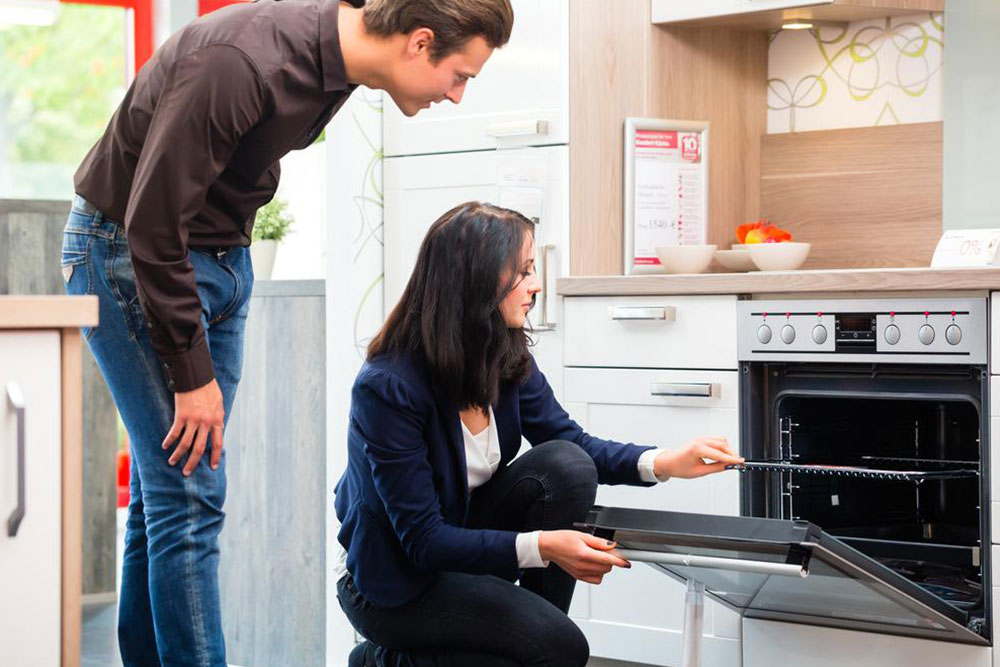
[334,202,742,666]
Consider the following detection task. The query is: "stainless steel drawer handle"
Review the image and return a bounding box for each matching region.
[650,382,717,398]
[617,549,809,578]
[608,306,676,322]
[6,382,26,538]
[485,119,549,138]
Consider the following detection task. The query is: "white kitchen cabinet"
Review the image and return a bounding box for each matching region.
[651,0,831,23]
[0,331,62,666]
[383,145,569,399]
[743,618,991,667]
[563,366,741,667]
[991,292,999,373]
[564,295,738,371]
[382,0,569,156]
[0,296,96,667]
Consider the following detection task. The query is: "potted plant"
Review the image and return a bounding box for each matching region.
[250,196,293,280]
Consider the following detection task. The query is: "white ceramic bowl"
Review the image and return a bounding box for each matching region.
[714,249,756,272]
[747,242,811,271]
[654,244,717,274]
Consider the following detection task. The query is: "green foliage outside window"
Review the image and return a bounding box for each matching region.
[0,4,126,197]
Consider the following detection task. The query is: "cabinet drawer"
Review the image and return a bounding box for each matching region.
[564,295,738,369]
[565,367,738,410]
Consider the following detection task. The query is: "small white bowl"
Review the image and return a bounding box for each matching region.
[654,244,717,274]
[714,249,756,272]
[747,242,811,271]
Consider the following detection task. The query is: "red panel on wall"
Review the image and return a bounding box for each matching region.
[198,0,251,16]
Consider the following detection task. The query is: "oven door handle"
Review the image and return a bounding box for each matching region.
[617,549,809,578]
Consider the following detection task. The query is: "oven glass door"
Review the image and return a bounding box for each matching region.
[581,506,988,646]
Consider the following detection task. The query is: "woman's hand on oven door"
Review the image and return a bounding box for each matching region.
[538,530,632,585]
[653,437,743,480]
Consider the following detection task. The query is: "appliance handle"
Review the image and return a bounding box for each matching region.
[6,382,26,538]
[535,243,557,332]
[617,549,809,578]
[609,306,677,322]
[650,382,717,398]
[485,119,549,138]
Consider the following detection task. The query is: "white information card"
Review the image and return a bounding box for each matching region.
[624,118,709,274]
[930,229,1000,268]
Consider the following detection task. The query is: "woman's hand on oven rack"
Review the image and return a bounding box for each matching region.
[653,437,743,480]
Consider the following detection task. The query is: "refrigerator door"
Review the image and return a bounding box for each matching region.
[383,0,569,156]
[383,146,568,398]
[581,506,988,646]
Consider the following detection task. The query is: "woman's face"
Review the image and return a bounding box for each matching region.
[499,232,542,329]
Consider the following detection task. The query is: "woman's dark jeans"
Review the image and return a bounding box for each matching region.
[337,440,600,667]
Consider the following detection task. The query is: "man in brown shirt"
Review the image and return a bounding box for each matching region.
[64,1,512,664]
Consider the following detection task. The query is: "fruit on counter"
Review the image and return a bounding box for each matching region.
[737,219,793,244]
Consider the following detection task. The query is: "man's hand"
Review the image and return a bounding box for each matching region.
[162,378,225,476]
[538,530,631,585]
[653,437,743,480]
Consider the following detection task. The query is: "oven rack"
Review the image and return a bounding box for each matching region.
[727,460,979,482]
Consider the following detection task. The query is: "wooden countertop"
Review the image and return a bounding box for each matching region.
[0,295,98,328]
[557,267,1000,296]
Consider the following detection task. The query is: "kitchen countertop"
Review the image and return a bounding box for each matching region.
[0,295,98,328]
[557,266,1000,296]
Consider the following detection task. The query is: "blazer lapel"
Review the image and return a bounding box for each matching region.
[436,395,469,510]
[494,383,522,465]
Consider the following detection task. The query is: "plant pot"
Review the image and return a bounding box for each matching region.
[250,239,278,280]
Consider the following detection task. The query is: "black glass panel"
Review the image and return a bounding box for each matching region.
[582,507,987,645]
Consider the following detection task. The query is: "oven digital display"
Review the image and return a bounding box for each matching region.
[837,314,874,332]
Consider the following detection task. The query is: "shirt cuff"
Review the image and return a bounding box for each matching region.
[158,337,216,393]
[516,530,549,569]
[638,448,670,483]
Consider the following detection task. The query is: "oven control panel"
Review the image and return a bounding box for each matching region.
[738,298,987,364]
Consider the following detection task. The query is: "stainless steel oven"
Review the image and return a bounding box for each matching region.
[581,297,992,646]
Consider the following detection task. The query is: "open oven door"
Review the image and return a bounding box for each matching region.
[580,506,989,646]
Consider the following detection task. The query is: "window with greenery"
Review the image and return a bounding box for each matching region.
[0,3,127,200]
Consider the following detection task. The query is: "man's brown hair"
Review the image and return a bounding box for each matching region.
[362,0,514,61]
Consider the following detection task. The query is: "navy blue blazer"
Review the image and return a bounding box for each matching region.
[333,351,655,607]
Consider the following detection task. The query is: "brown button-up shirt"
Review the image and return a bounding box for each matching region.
[75,0,362,392]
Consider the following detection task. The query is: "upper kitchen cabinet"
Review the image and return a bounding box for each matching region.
[651,0,944,28]
[382,0,569,157]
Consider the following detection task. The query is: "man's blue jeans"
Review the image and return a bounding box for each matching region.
[62,195,253,666]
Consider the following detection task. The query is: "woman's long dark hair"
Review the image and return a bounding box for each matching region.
[368,202,535,411]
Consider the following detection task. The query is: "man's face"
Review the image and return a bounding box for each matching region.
[387,31,494,117]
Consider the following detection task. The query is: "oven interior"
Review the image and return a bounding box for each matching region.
[741,363,990,633]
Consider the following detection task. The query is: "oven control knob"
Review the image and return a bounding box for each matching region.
[757,324,772,344]
[918,324,935,345]
[812,325,828,344]
[781,324,796,344]
[946,324,962,346]
[884,324,901,345]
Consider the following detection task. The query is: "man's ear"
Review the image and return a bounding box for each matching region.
[406,27,436,58]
